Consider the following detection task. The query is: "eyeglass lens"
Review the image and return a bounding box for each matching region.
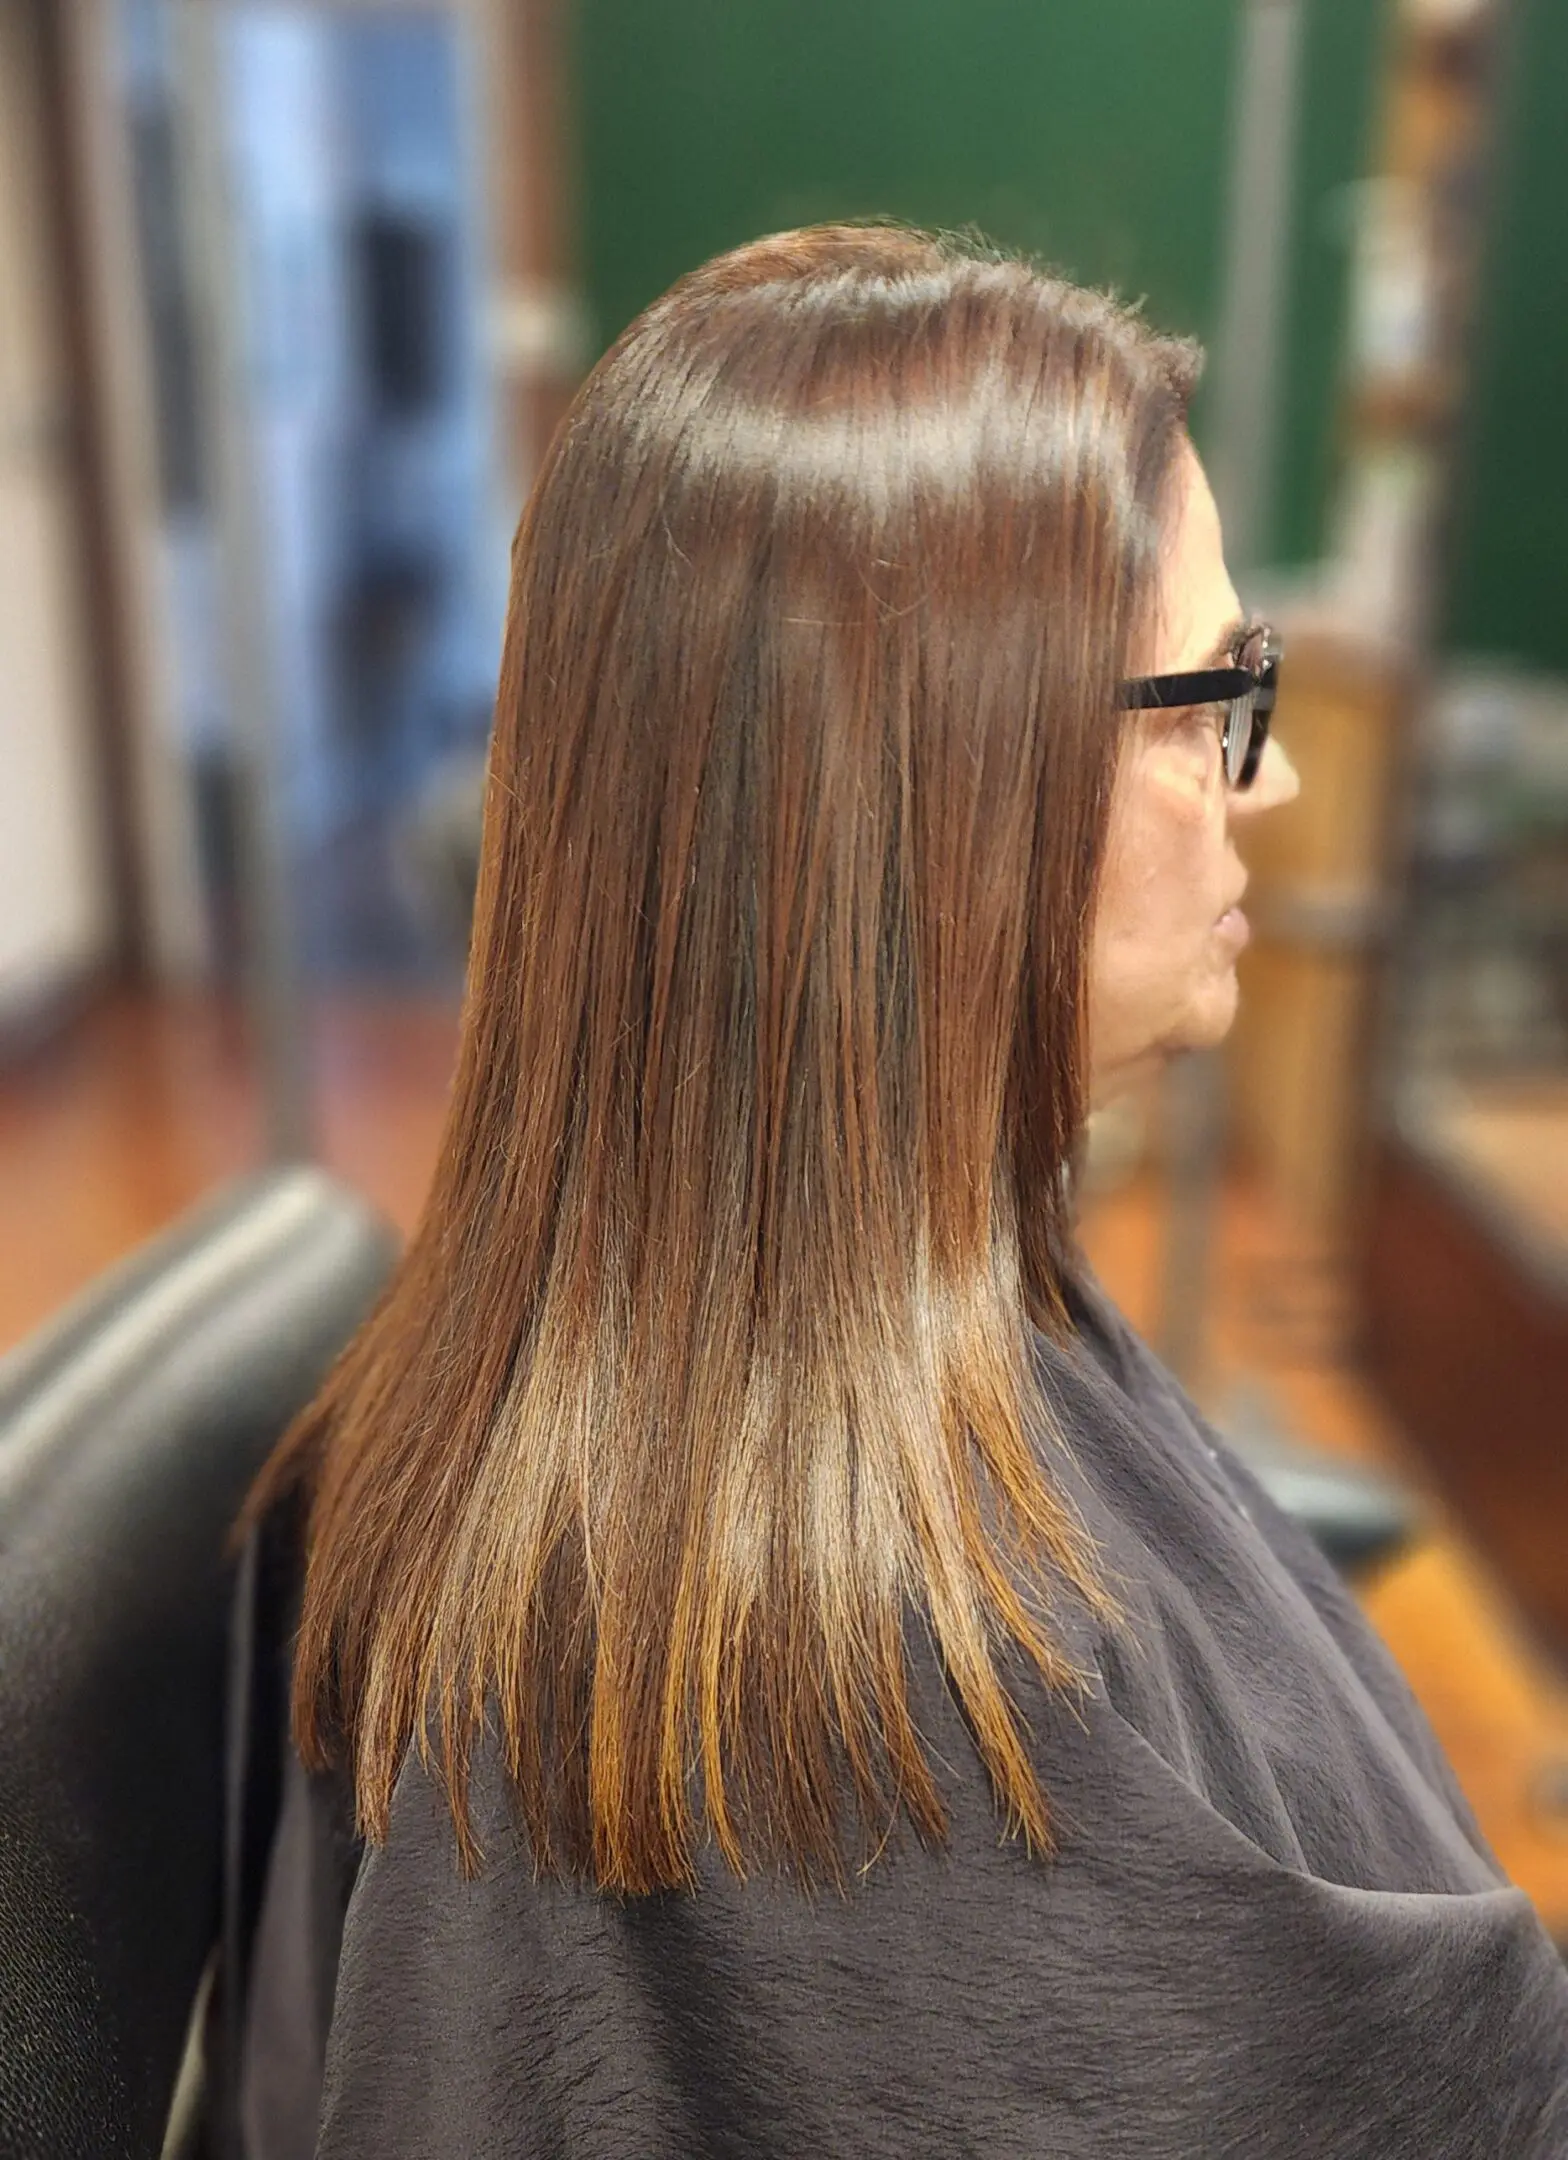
[1224,695,1252,787]
[1224,627,1272,789]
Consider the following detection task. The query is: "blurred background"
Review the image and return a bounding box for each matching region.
[2,0,1564,1931]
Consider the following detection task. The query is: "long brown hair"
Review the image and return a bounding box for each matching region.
[246,223,1199,1894]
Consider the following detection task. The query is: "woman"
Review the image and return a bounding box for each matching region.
[234,224,1568,2156]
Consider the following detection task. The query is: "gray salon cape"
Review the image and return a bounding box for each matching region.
[226,1265,1568,2157]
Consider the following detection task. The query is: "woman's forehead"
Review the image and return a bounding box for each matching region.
[1157,445,1243,671]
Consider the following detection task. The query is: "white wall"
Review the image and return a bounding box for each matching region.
[0,0,112,1018]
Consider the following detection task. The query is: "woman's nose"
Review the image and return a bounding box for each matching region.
[1230,734,1300,817]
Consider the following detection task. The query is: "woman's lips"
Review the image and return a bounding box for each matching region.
[1216,904,1251,948]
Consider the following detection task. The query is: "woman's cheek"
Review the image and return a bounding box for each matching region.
[1145,738,1218,818]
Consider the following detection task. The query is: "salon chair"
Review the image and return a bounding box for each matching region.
[0,1166,1410,2157]
[0,1168,395,2160]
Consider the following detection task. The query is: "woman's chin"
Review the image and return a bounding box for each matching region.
[1176,970,1242,1053]
[1088,968,1243,1103]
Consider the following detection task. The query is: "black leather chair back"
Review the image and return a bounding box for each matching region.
[0,1169,395,2160]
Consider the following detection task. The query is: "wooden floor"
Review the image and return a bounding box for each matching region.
[4,991,1567,1937]
[0,992,455,1345]
[1426,1074,1568,1251]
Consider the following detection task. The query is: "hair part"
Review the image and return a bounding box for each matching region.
[245,222,1201,1894]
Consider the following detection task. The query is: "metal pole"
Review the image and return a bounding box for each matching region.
[1205,0,1307,578]
[1157,0,1305,1384]
[1156,1047,1228,1384]
[169,0,312,1160]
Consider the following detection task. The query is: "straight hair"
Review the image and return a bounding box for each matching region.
[245,223,1201,1894]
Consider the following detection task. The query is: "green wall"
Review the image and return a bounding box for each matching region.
[1273,0,1389,567]
[573,0,1388,571]
[1442,0,1568,672]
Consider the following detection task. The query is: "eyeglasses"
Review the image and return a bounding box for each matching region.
[1117,622,1281,791]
